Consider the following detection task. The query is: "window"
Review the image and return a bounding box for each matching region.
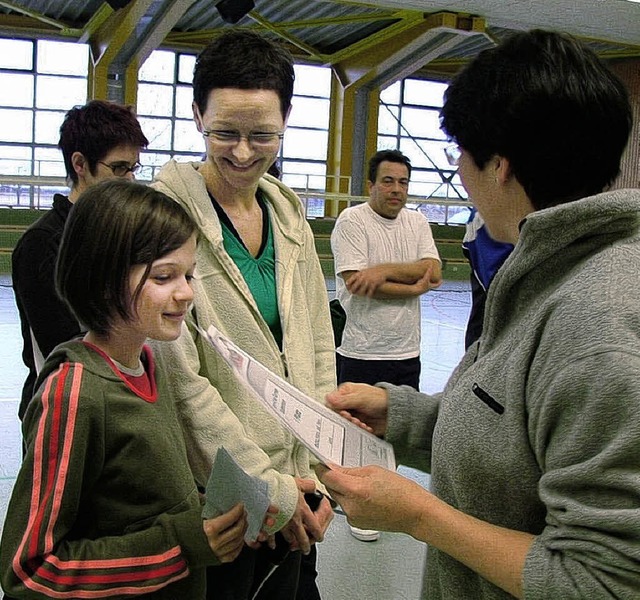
[0,39,332,211]
[280,64,332,217]
[0,38,88,207]
[136,51,201,180]
[280,64,331,190]
[377,78,469,223]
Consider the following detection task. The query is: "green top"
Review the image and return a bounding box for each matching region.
[0,340,216,598]
[215,194,283,348]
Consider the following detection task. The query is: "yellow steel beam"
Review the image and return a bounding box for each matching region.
[88,0,195,100]
[89,0,155,100]
[598,48,640,59]
[257,14,396,29]
[78,3,114,44]
[328,10,424,65]
[334,12,487,88]
[163,9,421,65]
[327,11,427,204]
[328,11,487,67]
[124,59,140,106]
[247,11,323,61]
[364,89,379,170]
[90,0,154,66]
[162,24,640,63]
[165,28,217,43]
[325,10,489,212]
[575,34,640,59]
[325,75,353,217]
[87,58,103,100]
[166,27,271,47]
[324,79,380,212]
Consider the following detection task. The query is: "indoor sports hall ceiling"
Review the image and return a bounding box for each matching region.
[0,0,639,75]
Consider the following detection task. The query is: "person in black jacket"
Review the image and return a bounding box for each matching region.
[12,100,148,422]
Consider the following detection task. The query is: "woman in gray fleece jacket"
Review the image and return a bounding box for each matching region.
[319,30,640,599]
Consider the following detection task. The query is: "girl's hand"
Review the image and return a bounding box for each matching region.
[202,502,248,563]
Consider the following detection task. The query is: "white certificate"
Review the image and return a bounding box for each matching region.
[201,324,396,470]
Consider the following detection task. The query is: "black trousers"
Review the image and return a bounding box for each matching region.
[207,542,301,600]
[336,354,421,390]
[296,546,321,600]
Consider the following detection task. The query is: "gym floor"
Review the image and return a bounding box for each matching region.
[0,276,471,599]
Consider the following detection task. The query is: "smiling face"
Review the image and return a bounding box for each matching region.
[367,160,410,219]
[194,88,285,195]
[125,235,197,346]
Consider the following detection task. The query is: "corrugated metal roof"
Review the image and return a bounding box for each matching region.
[173,0,402,58]
[1,0,639,64]
[0,0,103,26]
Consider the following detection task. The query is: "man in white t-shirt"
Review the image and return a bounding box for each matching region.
[331,149,441,543]
[331,149,442,392]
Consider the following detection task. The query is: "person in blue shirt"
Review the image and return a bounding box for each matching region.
[461,207,513,348]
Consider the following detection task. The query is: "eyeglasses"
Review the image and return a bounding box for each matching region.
[202,129,284,147]
[444,144,462,167]
[99,161,142,177]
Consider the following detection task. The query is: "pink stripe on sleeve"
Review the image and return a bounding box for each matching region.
[45,364,83,550]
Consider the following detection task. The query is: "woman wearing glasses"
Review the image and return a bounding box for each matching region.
[12,100,148,426]
[319,30,640,600]
[151,30,334,600]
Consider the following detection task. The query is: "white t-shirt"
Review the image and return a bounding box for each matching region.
[331,202,440,360]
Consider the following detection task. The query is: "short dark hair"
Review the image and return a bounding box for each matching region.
[58,100,149,186]
[440,29,632,210]
[56,180,196,336]
[193,30,295,119]
[368,149,412,183]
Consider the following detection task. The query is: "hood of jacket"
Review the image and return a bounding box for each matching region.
[36,339,120,386]
[152,159,307,248]
[481,188,640,350]
[35,339,155,397]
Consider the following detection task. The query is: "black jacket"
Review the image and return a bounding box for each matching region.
[12,193,81,419]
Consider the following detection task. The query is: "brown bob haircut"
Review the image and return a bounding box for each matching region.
[56,179,197,336]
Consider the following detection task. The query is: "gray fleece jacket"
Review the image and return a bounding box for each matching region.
[384,189,640,599]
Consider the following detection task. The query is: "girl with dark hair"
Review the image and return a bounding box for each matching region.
[0,180,260,598]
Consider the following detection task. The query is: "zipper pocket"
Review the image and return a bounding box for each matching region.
[472,383,504,415]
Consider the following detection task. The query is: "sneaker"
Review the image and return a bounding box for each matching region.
[349,525,380,542]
